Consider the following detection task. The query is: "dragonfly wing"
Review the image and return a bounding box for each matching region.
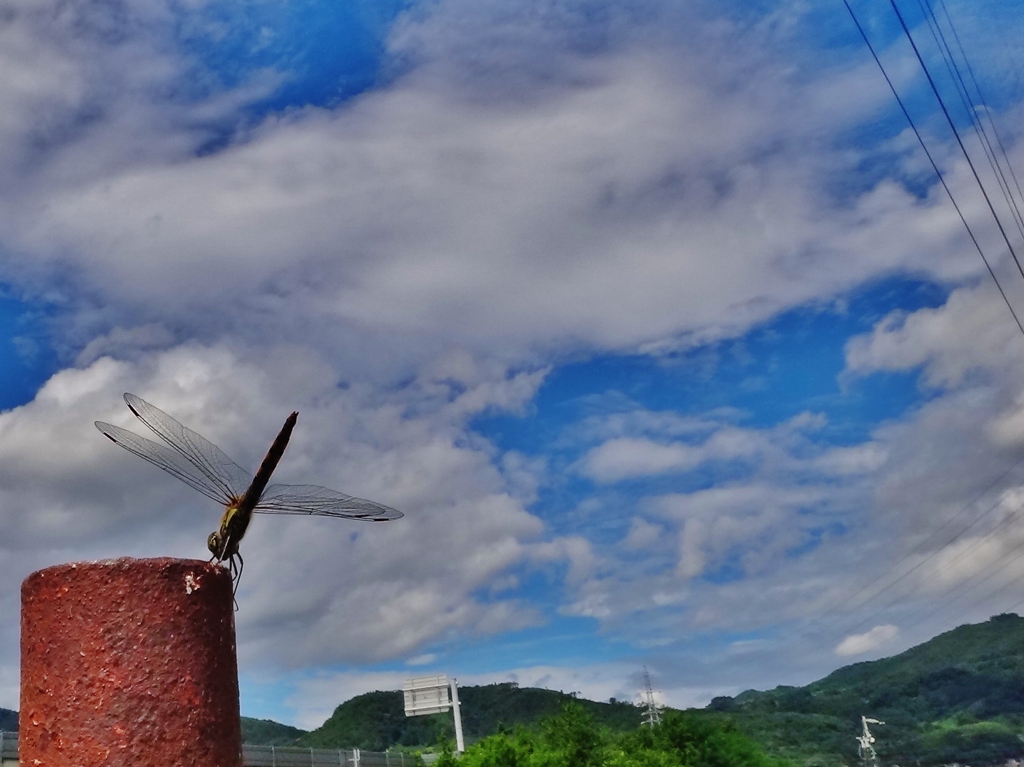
[95,421,232,505]
[256,484,403,521]
[122,393,251,501]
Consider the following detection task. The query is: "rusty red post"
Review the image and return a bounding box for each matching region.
[20,558,241,767]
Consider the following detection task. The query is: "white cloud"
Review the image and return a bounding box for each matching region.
[659,484,826,581]
[622,518,664,551]
[0,0,994,377]
[578,429,763,483]
[0,342,574,694]
[554,407,877,605]
[836,625,900,657]
[845,284,1019,390]
[575,409,846,484]
[406,653,438,667]
[812,443,888,476]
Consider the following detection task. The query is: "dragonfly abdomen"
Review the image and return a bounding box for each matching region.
[238,412,298,511]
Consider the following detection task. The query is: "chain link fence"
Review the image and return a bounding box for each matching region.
[0,734,412,767]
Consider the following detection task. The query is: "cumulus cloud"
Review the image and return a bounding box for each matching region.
[0,0,994,374]
[406,653,437,666]
[578,429,763,483]
[836,625,900,657]
[532,402,894,641]
[771,283,1024,659]
[844,283,1022,390]
[622,517,665,551]
[0,342,573,690]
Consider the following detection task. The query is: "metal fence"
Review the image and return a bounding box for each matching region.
[243,746,408,767]
[0,734,409,767]
[0,732,17,765]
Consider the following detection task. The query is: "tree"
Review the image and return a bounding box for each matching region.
[537,702,604,767]
[451,703,791,767]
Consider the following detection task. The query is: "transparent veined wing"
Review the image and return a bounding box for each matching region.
[121,392,252,501]
[94,421,237,505]
[256,484,404,522]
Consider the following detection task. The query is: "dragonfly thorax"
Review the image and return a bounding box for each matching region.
[209,502,251,562]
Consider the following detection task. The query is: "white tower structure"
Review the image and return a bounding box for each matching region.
[856,716,883,767]
[640,667,662,727]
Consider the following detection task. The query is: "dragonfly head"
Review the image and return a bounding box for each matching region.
[208,528,240,561]
[208,530,225,560]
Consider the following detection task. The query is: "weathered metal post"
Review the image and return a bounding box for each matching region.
[20,557,241,767]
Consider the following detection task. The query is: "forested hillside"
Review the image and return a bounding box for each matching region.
[11,613,1024,765]
[0,707,15,732]
[714,613,1024,765]
[240,717,307,746]
[246,615,1024,765]
[300,683,643,750]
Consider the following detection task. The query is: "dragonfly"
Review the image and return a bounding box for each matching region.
[95,392,403,590]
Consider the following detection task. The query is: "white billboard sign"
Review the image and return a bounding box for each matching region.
[403,674,451,716]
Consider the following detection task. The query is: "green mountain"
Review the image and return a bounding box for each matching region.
[12,613,1024,765]
[241,716,307,746]
[294,615,1024,762]
[712,613,1024,766]
[300,683,643,751]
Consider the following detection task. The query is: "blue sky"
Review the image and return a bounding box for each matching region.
[4,0,1024,729]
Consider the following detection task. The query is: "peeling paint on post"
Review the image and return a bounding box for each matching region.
[21,558,242,767]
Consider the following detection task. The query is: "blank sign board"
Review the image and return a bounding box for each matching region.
[404,675,451,716]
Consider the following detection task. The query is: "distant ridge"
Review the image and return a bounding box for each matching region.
[298,683,643,750]
[713,613,1024,765]
[10,614,1024,765]
[241,716,307,745]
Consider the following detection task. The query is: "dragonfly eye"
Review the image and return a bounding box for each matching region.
[207,531,222,558]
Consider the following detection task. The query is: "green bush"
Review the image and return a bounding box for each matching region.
[451,703,791,767]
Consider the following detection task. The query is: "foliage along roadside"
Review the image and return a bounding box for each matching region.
[433,701,793,767]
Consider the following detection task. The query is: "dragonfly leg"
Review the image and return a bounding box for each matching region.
[227,553,244,610]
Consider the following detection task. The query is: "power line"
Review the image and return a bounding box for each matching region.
[898,527,1024,634]
[932,0,1024,231]
[840,0,1024,336]
[913,0,1024,246]
[888,0,1024,285]
[821,486,1024,648]
[807,0,1024,650]
[810,451,1024,628]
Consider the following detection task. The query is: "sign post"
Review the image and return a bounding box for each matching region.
[449,679,465,755]
[403,674,465,753]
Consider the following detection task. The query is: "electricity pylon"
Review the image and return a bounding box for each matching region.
[640,667,662,727]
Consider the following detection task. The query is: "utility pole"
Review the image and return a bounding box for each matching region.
[641,667,662,727]
[856,716,884,767]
